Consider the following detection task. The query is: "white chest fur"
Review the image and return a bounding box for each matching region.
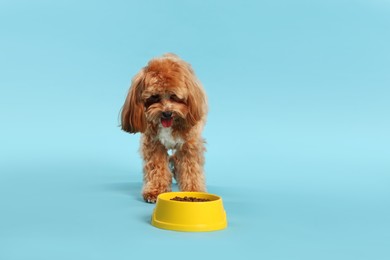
[157,126,184,150]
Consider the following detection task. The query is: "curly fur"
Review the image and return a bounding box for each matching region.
[121,53,208,203]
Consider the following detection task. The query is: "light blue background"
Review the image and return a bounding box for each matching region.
[1,0,389,259]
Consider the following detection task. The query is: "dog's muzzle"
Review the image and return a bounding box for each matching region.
[161,111,173,128]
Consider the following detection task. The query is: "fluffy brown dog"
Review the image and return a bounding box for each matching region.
[121,54,208,203]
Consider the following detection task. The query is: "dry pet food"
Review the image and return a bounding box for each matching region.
[170,196,211,202]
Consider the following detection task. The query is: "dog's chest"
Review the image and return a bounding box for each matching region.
[157,127,184,150]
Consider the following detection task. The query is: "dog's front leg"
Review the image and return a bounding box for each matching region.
[175,139,206,192]
[141,137,172,203]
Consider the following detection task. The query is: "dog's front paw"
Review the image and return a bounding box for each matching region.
[143,191,159,203]
[142,182,171,203]
[143,188,172,203]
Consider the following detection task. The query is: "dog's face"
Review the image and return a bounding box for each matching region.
[121,54,207,133]
[141,73,190,129]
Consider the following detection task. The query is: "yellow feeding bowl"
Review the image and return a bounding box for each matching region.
[151,192,227,232]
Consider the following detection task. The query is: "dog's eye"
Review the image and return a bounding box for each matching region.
[145,95,161,107]
[170,94,182,103]
[148,95,160,102]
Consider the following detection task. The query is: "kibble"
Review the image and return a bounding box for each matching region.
[170,196,211,202]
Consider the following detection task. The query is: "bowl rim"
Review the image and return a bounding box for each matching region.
[157,191,222,203]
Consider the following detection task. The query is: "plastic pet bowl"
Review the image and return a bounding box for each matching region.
[151,192,227,232]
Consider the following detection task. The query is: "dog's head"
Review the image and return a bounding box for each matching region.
[121,54,207,133]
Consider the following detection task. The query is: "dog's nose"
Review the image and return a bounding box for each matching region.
[162,111,173,118]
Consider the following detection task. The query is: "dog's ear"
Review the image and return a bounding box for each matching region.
[121,70,146,133]
[185,68,207,126]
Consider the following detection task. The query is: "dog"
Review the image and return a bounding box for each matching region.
[121,54,208,203]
